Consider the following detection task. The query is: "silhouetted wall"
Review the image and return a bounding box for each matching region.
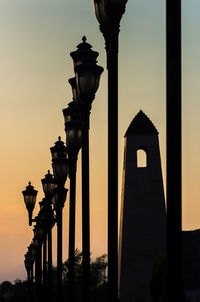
[119,111,166,302]
[182,230,200,291]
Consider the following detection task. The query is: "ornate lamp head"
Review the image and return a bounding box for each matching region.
[22,182,38,226]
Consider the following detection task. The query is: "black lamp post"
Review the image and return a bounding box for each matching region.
[41,170,56,302]
[24,251,34,302]
[164,1,185,301]
[24,253,31,281]
[33,218,44,302]
[22,181,52,302]
[28,243,35,292]
[93,1,127,301]
[63,99,82,302]
[50,137,68,302]
[22,182,38,226]
[70,37,103,302]
[39,198,49,302]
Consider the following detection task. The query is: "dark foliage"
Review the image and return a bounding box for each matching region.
[4,249,107,302]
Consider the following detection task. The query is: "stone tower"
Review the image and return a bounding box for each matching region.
[119,110,166,302]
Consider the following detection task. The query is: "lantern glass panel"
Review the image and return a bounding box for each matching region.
[52,161,68,182]
[66,128,82,149]
[52,194,57,207]
[93,0,109,23]
[103,0,127,5]
[64,114,71,123]
[24,195,36,210]
[93,74,101,94]
[42,182,56,196]
[51,151,57,160]
[76,70,96,98]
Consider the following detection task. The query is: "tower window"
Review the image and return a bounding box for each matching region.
[137,149,147,168]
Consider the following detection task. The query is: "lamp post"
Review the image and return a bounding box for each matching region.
[70,37,103,302]
[164,1,185,301]
[28,242,37,301]
[22,182,38,226]
[22,179,54,302]
[28,243,35,287]
[22,183,39,301]
[63,99,82,302]
[41,170,56,302]
[33,218,44,302]
[93,1,128,301]
[39,198,48,302]
[50,137,68,302]
[24,251,34,302]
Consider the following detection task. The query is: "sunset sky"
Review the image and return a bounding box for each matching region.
[0,0,200,282]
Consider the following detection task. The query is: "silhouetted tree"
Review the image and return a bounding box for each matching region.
[61,249,107,302]
[12,249,107,302]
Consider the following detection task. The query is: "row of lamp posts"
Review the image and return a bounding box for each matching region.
[23,1,184,302]
[22,36,103,302]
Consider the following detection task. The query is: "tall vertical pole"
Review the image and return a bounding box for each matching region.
[48,227,53,302]
[68,156,77,302]
[27,270,33,302]
[35,245,42,302]
[57,205,63,302]
[43,234,47,302]
[93,3,128,300]
[30,266,34,302]
[165,1,185,301]
[34,261,36,302]
[106,29,119,302]
[108,45,119,302]
[82,109,90,302]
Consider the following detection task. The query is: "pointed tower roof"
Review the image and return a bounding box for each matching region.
[125,110,158,136]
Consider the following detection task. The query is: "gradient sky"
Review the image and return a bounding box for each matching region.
[0,0,200,283]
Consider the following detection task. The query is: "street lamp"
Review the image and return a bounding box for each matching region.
[41,170,56,198]
[164,1,185,302]
[50,137,68,302]
[41,170,56,302]
[22,182,44,301]
[63,100,82,302]
[28,243,35,286]
[29,241,37,287]
[93,2,128,302]
[22,182,38,226]
[38,197,50,302]
[63,100,82,156]
[71,37,103,112]
[51,137,68,185]
[22,178,54,302]
[24,251,34,302]
[33,217,44,302]
[24,251,34,285]
[93,0,127,27]
[70,37,103,302]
